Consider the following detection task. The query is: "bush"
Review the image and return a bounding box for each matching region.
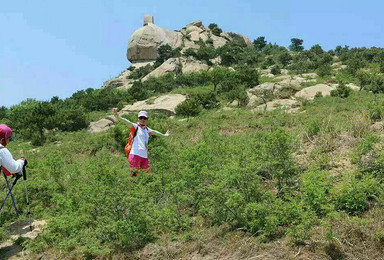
[353,134,384,180]
[193,92,219,109]
[333,172,381,215]
[224,85,248,106]
[271,66,281,75]
[127,81,150,101]
[317,64,332,77]
[154,44,181,67]
[195,45,217,64]
[301,170,333,216]
[368,101,384,121]
[277,52,292,68]
[208,23,223,36]
[262,128,296,194]
[175,97,202,117]
[128,65,154,80]
[330,83,352,98]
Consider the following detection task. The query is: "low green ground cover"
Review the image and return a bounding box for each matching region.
[1,90,384,258]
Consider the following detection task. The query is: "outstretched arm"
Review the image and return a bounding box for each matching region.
[150,129,171,137]
[112,108,135,126]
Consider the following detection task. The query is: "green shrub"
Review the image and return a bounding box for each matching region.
[271,66,281,75]
[353,134,384,180]
[317,64,332,77]
[128,64,154,80]
[330,83,352,98]
[194,92,219,109]
[235,66,259,87]
[175,97,202,117]
[127,81,150,101]
[368,101,384,121]
[333,172,381,215]
[154,44,181,67]
[262,128,296,194]
[208,23,223,36]
[300,170,333,216]
[224,85,248,106]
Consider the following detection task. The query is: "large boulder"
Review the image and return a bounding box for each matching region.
[88,118,115,133]
[252,82,277,92]
[210,34,228,49]
[255,99,298,111]
[246,89,262,107]
[294,84,335,100]
[277,77,306,89]
[180,56,209,73]
[347,83,360,91]
[142,57,209,81]
[142,58,179,81]
[102,69,134,89]
[127,15,183,62]
[121,94,186,115]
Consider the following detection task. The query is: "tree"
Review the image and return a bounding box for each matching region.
[316,64,332,77]
[0,106,8,119]
[209,67,230,92]
[330,83,352,98]
[289,38,304,52]
[208,23,223,36]
[183,48,196,57]
[195,45,217,64]
[277,52,292,68]
[375,52,384,73]
[368,74,384,95]
[335,45,349,56]
[255,89,274,110]
[271,65,281,75]
[217,43,243,66]
[356,70,372,91]
[155,44,180,67]
[253,36,267,51]
[310,44,324,55]
[235,66,259,87]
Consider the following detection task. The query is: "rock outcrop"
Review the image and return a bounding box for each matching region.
[294,84,335,100]
[88,118,116,133]
[121,94,186,115]
[102,69,134,89]
[255,99,298,112]
[127,15,183,63]
[142,56,209,81]
[127,15,251,64]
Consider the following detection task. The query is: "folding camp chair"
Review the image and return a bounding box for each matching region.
[0,166,22,216]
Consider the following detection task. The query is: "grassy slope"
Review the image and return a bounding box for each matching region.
[2,91,384,259]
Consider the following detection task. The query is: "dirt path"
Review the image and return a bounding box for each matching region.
[0,219,46,260]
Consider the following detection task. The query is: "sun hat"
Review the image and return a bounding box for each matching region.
[138,111,148,118]
[0,124,14,141]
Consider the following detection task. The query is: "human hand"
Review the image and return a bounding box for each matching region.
[112,108,118,115]
[21,158,28,167]
[165,130,171,136]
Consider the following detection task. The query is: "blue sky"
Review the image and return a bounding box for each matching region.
[1,0,383,107]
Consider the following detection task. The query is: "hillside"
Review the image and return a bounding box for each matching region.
[1,18,384,259]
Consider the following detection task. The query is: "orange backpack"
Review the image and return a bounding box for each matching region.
[124,126,138,157]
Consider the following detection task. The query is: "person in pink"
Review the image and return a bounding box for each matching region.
[112,108,170,176]
[0,124,26,176]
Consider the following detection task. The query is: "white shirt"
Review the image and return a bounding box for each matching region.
[0,145,24,173]
[130,123,153,158]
